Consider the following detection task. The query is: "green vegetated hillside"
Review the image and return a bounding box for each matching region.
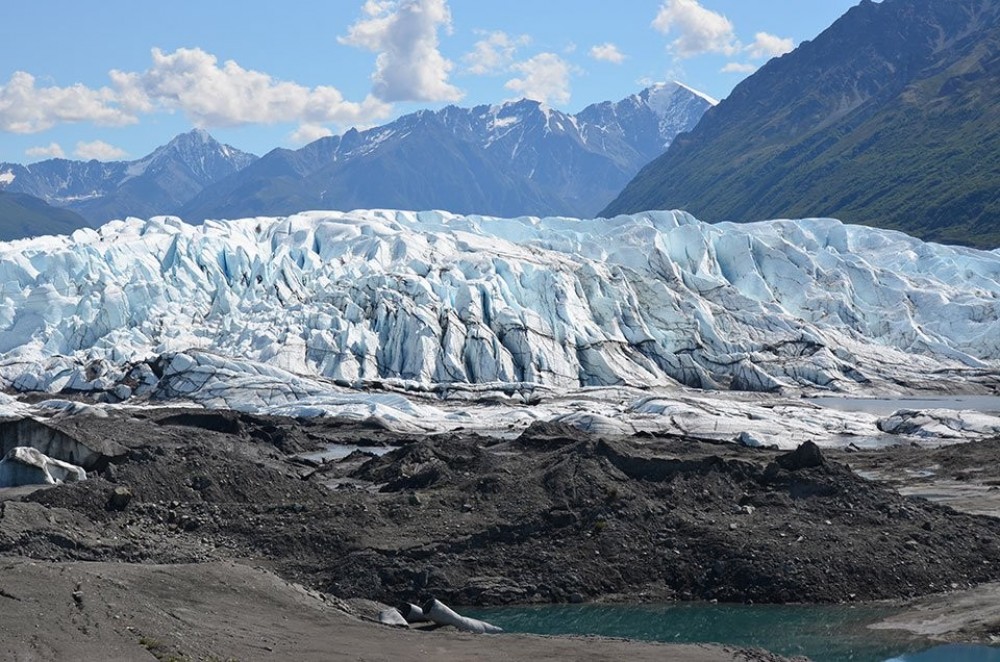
[604,0,1000,248]
[0,191,90,241]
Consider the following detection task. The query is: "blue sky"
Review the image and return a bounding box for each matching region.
[0,0,858,163]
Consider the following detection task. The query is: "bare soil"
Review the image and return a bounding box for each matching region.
[0,556,787,662]
[4,408,1000,657]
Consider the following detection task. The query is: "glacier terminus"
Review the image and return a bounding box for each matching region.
[1,209,998,448]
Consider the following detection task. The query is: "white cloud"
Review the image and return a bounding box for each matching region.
[589,43,626,64]
[25,143,66,159]
[464,32,574,105]
[652,0,738,58]
[340,0,462,102]
[504,53,572,106]
[290,124,334,145]
[463,31,529,75]
[746,32,794,59]
[115,48,393,129]
[720,33,793,76]
[1,48,393,138]
[74,140,128,161]
[0,72,136,134]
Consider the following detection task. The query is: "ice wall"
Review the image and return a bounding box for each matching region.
[0,209,997,397]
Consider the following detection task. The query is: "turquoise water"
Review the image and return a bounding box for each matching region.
[462,603,1000,662]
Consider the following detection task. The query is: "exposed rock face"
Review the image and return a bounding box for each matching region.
[0,446,85,487]
[604,0,1000,248]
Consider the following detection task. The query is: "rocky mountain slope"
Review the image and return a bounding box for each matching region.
[0,130,257,230]
[181,83,714,221]
[0,191,90,240]
[603,0,1000,249]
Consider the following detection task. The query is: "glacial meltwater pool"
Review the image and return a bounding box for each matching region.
[462,603,1000,662]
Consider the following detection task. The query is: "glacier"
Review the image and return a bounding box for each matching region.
[0,209,998,446]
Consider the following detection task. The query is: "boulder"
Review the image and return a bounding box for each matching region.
[106,486,133,511]
[775,441,825,471]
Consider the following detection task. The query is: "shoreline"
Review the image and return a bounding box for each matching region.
[0,556,795,662]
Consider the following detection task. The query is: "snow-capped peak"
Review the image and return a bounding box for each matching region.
[671,81,719,106]
[640,81,718,118]
[120,130,256,184]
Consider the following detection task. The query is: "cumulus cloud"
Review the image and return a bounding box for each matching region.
[26,143,66,159]
[115,48,393,129]
[74,140,128,161]
[0,72,136,134]
[463,31,530,75]
[589,43,626,64]
[746,32,794,59]
[290,123,334,145]
[340,0,462,102]
[504,53,572,106]
[463,31,573,103]
[721,32,794,75]
[1,48,393,138]
[652,0,738,58]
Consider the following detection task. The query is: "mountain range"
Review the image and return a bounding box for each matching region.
[604,0,1000,249]
[0,130,257,227]
[180,82,714,221]
[0,82,713,240]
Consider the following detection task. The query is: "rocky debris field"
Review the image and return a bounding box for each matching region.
[842,438,1000,519]
[4,408,1000,613]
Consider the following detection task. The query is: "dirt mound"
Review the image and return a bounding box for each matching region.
[351,436,503,491]
[5,412,1000,610]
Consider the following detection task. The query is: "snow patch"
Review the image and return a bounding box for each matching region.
[491,116,519,129]
[671,80,719,106]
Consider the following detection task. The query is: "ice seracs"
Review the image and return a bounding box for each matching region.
[0,209,997,445]
[0,209,998,398]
